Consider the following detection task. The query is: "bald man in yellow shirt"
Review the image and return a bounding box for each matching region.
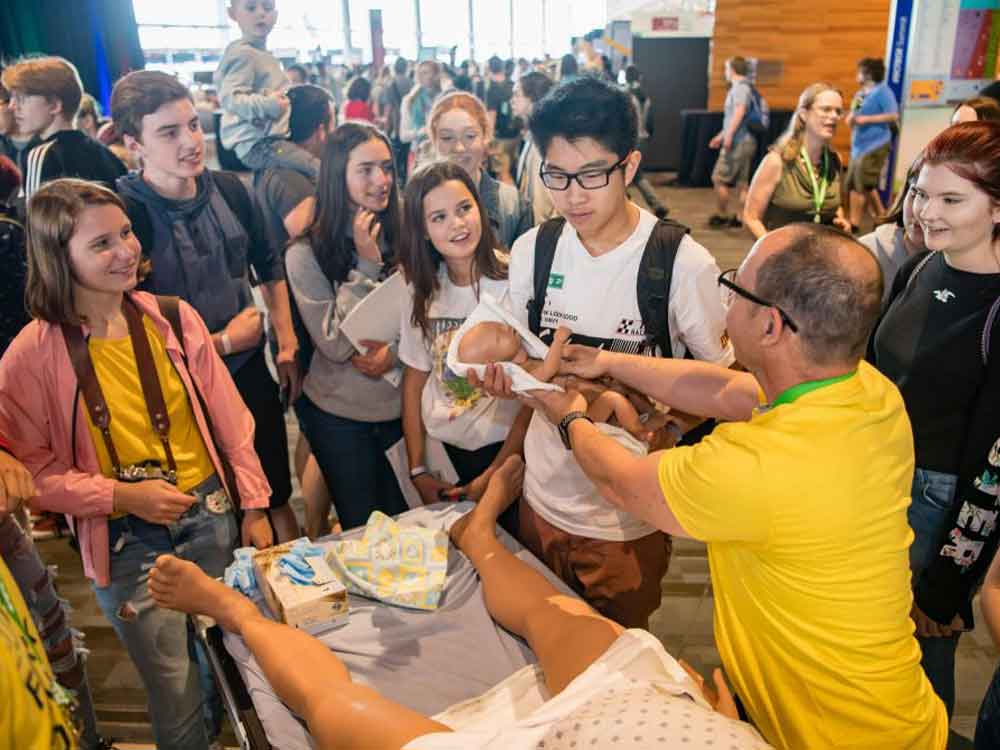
[521,225,948,749]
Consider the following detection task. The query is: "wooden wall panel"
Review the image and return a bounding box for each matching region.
[709,0,892,154]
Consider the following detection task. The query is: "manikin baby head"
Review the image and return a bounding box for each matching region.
[458,321,530,365]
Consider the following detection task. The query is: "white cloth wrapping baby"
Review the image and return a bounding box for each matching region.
[445,294,562,394]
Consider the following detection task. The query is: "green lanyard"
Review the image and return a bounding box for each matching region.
[799,146,829,223]
[770,370,856,408]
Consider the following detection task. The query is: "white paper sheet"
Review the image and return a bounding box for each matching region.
[386,437,461,510]
[340,270,406,387]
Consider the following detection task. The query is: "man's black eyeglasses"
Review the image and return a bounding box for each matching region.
[539,153,631,191]
[718,269,799,333]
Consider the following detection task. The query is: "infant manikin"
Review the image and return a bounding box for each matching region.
[458,322,670,444]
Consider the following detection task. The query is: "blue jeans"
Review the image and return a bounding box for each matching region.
[977,664,1000,748]
[909,467,961,718]
[92,475,236,750]
[295,396,408,530]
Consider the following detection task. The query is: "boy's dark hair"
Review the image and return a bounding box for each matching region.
[728,56,750,76]
[518,71,553,103]
[111,70,193,141]
[487,56,504,75]
[347,76,372,102]
[858,57,886,83]
[287,64,309,81]
[529,75,637,161]
[393,57,408,75]
[288,84,332,143]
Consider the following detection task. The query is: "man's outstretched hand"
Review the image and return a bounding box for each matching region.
[558,343,611,380]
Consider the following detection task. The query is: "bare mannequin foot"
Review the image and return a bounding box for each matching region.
[149,554,258,634]
[449,455,524,551]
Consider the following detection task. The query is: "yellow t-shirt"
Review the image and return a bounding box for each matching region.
[84,315,215,494]
[0,557,77,749]
[658,362,947,750]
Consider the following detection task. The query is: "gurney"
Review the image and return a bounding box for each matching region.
[195,502,577,750]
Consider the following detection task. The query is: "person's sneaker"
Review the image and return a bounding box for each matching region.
[727,215,743,228]
[708,214,728,227]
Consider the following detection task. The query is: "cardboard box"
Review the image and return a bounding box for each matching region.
[252,539,349,631]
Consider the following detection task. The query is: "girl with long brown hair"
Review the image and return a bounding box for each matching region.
[0,178,272,749]
[285,121,409,531]
[398,161,523,531]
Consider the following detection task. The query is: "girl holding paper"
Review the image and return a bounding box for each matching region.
[286,122,409,530]
[398,162,526,532]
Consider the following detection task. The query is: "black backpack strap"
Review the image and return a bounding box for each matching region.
[527,217,567,336]
[636,218,689,357]
[155,294,244,512]
[156,294,185,354]
[213,169,255,231]
[121,195,154,270]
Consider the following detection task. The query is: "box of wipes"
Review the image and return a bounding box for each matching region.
[252,539,349,631]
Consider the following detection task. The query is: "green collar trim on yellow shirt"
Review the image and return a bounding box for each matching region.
[770,370,857,408]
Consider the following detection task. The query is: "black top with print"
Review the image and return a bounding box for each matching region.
[873,251,1000,473]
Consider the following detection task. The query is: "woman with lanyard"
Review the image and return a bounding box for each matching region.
[743,82,851,238]
[870,121,1000,718]
[0,179,273,750]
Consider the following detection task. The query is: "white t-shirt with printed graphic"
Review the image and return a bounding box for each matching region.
[508,206,735,541]
[399,268,521,451]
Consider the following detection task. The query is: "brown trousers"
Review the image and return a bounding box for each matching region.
[517,500,672,629]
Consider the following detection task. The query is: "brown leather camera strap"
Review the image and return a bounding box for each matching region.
[61,323,123,476]
[122,298,178,479]
[61,298,178,481]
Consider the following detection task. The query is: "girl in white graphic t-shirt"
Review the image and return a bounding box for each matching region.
[399,161,526,533]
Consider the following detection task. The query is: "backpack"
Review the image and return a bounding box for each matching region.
[527,216,690,358]
[744,83,770,136]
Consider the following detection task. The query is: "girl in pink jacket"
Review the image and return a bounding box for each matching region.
[0,178,273,750]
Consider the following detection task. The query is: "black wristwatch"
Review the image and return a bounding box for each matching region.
[558,411,594,450]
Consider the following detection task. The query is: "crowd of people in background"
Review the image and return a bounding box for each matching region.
[1,1,1000,748]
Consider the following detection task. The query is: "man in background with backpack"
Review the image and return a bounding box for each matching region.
[110,71,301,549]
[491,77,733,629]
[709,56,760,229]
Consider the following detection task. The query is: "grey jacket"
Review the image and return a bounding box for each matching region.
[859,223,912,312]
[215,38,291,159]
[285,239,401,422]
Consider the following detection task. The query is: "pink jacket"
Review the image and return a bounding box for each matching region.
[0,292,270,586]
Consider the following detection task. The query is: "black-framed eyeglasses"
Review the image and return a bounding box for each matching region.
[718,269,799,333]
[539,153,631,191]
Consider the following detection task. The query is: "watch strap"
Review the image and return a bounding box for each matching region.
[558,411,593,450]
